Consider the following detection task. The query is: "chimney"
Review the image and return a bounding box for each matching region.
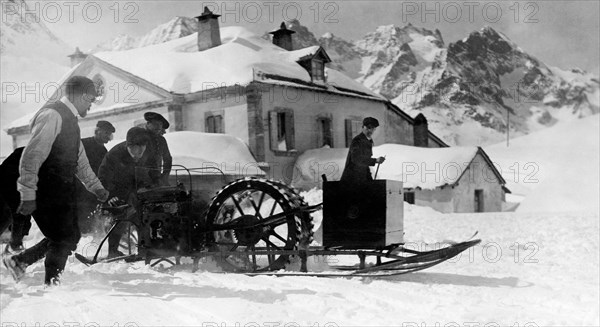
[195,7,221,51]
[413,113,429,147]
[67,47,87,68]
[269,22,295,51]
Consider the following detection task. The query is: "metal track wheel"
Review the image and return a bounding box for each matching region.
[205,177,313,272]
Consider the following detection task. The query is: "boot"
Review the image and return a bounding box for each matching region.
[44,246,69,286]
[2,255,26,282]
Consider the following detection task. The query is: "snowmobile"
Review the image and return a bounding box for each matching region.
[75,166,480,277]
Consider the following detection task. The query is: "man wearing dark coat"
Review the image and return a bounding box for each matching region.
[340,117,385,185]
[98,127,152,258]
[142,112,172,186]
[339,117,385,219]
[81,120,115,174]
[77,120,115,233]
[0,147,33,252]
[2,76,109,285]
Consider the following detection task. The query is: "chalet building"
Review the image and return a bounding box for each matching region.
[6,7,447,184]
[293,145,508,213]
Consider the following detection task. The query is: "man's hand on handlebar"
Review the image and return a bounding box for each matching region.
[107,197,125,206]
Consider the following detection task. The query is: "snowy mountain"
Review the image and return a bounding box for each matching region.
[90,16,198,52]
[0,0,72,156]
[271,21,598,145]
[0,0,69,61]
[43,16,600,148]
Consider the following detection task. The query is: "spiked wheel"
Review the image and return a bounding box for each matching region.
[205,178,313,272]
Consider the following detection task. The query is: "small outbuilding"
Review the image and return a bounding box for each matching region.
[293,144,507,213]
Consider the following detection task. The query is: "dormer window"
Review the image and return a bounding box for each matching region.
[311,59,325,82]
[295,46,331,84]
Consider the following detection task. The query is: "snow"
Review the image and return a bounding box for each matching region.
[1,197,598,325]
[292,143,481,190]
[485,114,599,213]
[164,131,265,175]
[105,131,265,176]
[93,26,379,98]
[408,32,443,62]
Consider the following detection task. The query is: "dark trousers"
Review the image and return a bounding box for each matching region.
[0,193,33,247]
[76,182,98,234]
[15,176,80,284]
[9,213,32,246]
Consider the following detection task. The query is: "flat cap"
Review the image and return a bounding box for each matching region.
[363,117,379,128]
[126,127,150,146]
[96,120,115,133]
[144,112,170,129]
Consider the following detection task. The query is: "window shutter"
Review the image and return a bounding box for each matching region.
[345,119,353,147]
[325,118,333,147]
[216,115,223,133]
[285,110,295,150]
[269,111,278,151]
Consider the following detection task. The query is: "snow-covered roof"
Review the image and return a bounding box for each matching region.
[293,143,501,190]
[93,26,382,98]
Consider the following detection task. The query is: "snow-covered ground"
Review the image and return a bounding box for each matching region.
[1,115,598,326]
[1,202,598,326]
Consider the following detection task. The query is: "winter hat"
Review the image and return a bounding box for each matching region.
[126,127,149,146]
[96,120,115,133]
[144,112,170,129]
[363,117,379,128]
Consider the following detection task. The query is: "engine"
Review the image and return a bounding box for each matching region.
[136,184,194,256]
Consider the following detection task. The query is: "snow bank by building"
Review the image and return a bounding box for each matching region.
[293,143,479,190]
[165,131,264,175]
[106,131,264,175]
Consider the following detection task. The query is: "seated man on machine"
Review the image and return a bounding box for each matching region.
[98,127,156,258]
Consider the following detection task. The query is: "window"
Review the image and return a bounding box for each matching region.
[317,117,333,147]
[311,60,325,82]
[404,192,415,204]
[474,189,484,212]
[269,110,295,152]
[206,114,224,133]
[345,119,363,147]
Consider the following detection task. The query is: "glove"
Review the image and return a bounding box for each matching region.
[94,188,110,202]
[108,197,125,206]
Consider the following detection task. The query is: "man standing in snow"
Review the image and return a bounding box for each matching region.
[142,112,172,186]
[77,120,115,233]
[82,120,115,174]
[2,76,109,286]
[340,117,385,184]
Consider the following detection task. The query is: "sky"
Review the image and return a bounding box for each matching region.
[33,0,600,75]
